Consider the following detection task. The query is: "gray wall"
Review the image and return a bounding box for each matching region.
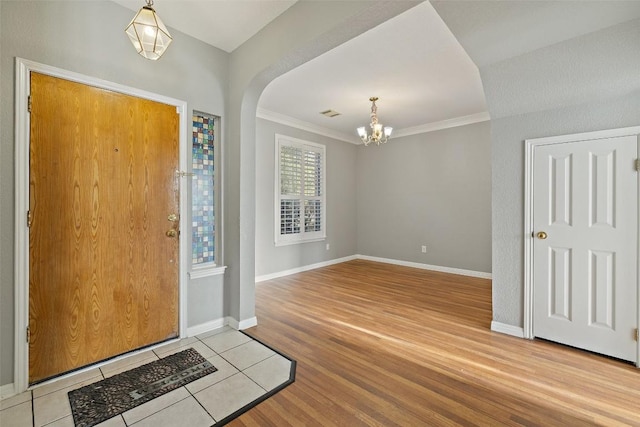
[0,0,420,388]
[225,0,417,325]
[188,276,224,327]
[433,11,640,327]
[356,121,492,273]
[485,19,640,328]
[489,95,640,327]
[255,119,358,277]
[0,0,228,387]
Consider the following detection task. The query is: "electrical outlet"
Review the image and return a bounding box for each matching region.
[421,245,427,253]
[326,243,330,251]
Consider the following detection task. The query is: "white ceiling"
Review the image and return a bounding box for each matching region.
[431,0,640,68]
[259,1,488,142]
[112,1,640,144]
[112,0,487,143]
[112,0,297,53]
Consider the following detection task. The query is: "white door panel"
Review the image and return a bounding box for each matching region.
[533,135,638,361]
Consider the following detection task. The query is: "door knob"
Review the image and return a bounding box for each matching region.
[166,229,177,238]
[536,231,547,240]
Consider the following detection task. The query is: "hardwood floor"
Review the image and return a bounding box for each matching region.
[234,260,640,426]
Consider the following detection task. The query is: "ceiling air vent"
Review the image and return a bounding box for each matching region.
[320,109,341,118]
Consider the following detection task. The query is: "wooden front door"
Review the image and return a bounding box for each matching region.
[28,72,180,383]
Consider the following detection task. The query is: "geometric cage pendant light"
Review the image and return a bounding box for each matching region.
[125,0,172,60]
[356,96,393,146]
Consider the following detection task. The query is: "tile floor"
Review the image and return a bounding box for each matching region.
[0,327,294,427]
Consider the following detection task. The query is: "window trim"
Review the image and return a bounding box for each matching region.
[274,134,326,246]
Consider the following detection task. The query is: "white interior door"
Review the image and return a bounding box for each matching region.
[533,135,638,362]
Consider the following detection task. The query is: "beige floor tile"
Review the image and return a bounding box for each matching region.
[44,415,74,427]
[220,340,275,370]
[195,326,233,340]
[33,388,70,426]
[128,396,213,427]
[0,400,32,427]
[200,330,252,354]
[32,368,102,399]
[50,413,126,427]
[152,337,197,357]
[33,376,100,427]
[0,390,31,411]
[10,334,289,427]
[95,415,127,426]
[194,373,265,422]
[101,355,159,379]
[153,340,215,360]
[121,387,190,425]
[243,354,292,391]
[185,355,239,394]
[100,351,159,378]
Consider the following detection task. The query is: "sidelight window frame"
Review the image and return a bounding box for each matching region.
[190,111,224,277]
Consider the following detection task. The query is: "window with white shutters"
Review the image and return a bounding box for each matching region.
[275,135,326,245]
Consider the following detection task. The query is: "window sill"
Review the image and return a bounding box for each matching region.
[189,265,227,279]
[274,237,326,247]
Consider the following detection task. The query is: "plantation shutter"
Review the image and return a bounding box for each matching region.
[275,135,326,245]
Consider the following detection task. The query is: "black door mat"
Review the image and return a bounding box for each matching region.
[68,348,217,427]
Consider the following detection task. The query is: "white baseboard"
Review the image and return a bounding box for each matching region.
[355,254,492,279]
[186,318,227,337]
[491,321,525,338]
[227,316,258,330]
[188,315,258,336]
[187,316,258,337]
[255,254,491,283]
[255,255,357,283]
[0,383,16,399]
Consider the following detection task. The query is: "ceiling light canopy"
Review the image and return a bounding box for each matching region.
[125,0,172,60]
[357,97,392,146]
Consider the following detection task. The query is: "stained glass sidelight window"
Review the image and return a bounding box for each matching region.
[192,112,216,264]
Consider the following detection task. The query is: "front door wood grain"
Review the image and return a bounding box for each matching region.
[28,72,180,383]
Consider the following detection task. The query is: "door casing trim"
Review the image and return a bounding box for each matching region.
[523,125,640,367]
[14,58,189,392]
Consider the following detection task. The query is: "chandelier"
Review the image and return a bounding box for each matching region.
[125,0,172,60]
[356,97,393,146]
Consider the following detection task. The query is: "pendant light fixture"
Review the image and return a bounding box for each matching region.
[356,97,393,146]
[125,0,172,60]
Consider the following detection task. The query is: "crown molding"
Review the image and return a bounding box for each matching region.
[256,108,359,144]
[392,112,491,138]
[257,108,491,144]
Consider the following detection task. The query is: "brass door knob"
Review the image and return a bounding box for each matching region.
[166,229,177,238]
[536,231,547,240]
